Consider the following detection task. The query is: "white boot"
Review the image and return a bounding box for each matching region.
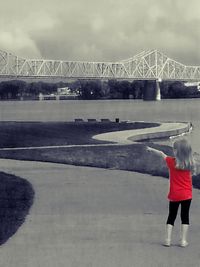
[164,224,173,247]
[180,224,189,247]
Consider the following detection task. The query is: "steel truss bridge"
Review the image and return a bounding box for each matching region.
[0,49,200,81]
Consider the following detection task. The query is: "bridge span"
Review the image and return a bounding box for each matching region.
[1,49,200,81]
[0,49,200,100]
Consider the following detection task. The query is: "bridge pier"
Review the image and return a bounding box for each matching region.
[143,80,161,101]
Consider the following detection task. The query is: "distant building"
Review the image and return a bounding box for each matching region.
[56,87,79,99]
[57,87,71,95]
[39,87,79,100]
[184,82,200,91]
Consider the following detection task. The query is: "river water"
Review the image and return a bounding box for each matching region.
[0,99,199,152]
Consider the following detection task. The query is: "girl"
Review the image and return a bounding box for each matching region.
[147,138,195,247]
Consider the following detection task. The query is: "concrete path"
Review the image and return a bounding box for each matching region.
[93,122,190,144]
[0,159,200,267]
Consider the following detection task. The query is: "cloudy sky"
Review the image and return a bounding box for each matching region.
[0,0,200,65]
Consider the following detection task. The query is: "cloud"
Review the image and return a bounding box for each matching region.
[0,2,60,58]
[0,29,41,58]
[0,0,200,65]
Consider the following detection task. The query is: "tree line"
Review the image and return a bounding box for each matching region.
[79,80,200,99]
[0,79,199,100]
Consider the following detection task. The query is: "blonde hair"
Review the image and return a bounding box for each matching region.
[173,138,195,172]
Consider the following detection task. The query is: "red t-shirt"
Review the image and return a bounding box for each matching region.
[165,156,192,201]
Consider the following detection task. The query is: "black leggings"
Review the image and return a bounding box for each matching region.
[167,199,192,226]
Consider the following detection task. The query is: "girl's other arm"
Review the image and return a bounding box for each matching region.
[146,146,167,159]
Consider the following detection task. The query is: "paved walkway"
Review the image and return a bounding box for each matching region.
[0,159,199,267]
[93,122,190,144]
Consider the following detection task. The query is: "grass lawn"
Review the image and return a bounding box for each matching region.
[0,141,200,189]
[0,121,199,205]
[0,172,34,245]
[0,121,159,148]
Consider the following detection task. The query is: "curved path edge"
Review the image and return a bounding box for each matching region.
[93,121,191,144]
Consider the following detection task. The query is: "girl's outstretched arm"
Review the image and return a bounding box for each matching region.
[146,146,167,159]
